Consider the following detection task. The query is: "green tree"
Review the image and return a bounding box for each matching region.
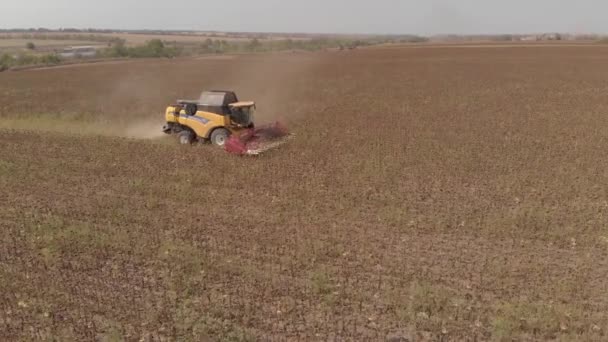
[146,39,165,57]
[26,42,36,50]
[15,53,38,66]
[39,54,61,65]
[248,38,262,51]
[200,38,214,53]
[0,53,15,71]
[109,39,128,57]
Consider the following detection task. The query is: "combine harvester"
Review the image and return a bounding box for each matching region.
[162,90,293,155]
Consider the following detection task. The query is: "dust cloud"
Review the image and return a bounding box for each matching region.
[201,52,323,125]
[80,51,323,140]
[120,121,167,140]
[93,63,174,140]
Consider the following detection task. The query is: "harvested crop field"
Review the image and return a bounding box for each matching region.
[0,39,103,49]
[2,44,608,341]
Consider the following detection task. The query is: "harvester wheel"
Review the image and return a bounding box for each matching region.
[210,128,230,147]
[178,130,195,145]
[185,103,198,116]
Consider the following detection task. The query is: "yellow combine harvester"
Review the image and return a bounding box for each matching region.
[163,90,254,145]
[162,90,291,155]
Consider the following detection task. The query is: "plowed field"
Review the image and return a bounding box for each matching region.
[2,45,608,341]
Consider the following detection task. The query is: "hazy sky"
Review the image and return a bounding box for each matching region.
[1,0,605,35]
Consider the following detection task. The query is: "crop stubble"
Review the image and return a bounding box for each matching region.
[1,45,608,340]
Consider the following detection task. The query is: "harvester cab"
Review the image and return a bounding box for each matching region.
[228,101,256,128]
[162,90,292,155]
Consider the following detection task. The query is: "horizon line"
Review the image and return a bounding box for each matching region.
[0,27,605,38]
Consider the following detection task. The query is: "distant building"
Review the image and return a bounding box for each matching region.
[539,33,562,41]
[59,46,97,58]
[521,36,538,42]
[519,33,563,42]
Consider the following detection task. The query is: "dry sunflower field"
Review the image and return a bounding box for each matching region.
[1,44,608,341]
